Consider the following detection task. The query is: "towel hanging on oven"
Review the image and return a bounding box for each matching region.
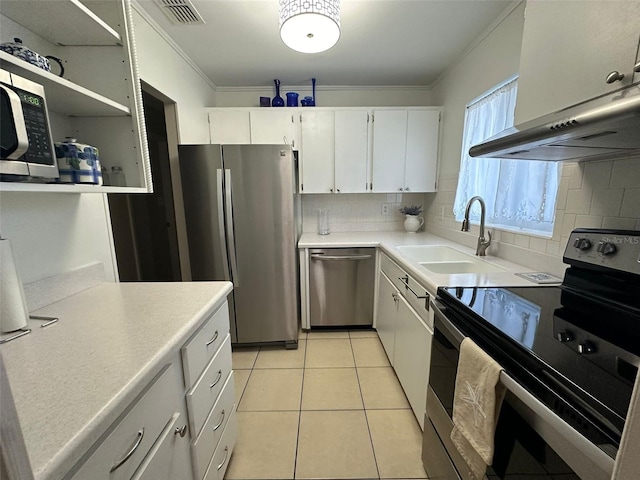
[450,338,506,480]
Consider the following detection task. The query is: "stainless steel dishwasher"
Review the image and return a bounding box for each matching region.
[309,248,375,327]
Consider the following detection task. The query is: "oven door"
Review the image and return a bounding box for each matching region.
[422,298,614,480]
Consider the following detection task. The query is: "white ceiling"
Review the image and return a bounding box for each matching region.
[135,0,514,88]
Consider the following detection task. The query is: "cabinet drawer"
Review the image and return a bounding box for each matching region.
[380,252,407,293]
[191,373,236,480]
[182,304,230,387]
[203,410,237,480]
[70,364,180,480]
[186,334,232,437]
[131,412,191,480]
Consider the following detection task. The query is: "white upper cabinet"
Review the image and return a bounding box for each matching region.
[405,110,439,193]
[0,0,151,193]
[300,110,335,193]
[515,1,640,124]
[372,109,440,193]
[249,110,295,145]
[300,108,369,194]
[208,110,251,144]
[372,110,408,193]
[334,110,369,193]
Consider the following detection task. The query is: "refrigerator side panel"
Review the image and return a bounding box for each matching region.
[223,144,299,344]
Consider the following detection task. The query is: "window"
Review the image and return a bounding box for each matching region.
[453,77,560,237]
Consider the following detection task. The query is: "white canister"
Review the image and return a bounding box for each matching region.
[54,137,102,185]
[404,214,424,233]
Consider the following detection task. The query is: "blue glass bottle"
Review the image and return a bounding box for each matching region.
[272,79,285,107]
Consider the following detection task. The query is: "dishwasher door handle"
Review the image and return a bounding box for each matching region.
[310,254,374,261]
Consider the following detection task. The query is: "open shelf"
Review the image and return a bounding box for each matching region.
[0,0,121,46]
[0,182,147,193]
[0,52,130,116]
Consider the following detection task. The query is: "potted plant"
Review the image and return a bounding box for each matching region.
[399,205,424,233]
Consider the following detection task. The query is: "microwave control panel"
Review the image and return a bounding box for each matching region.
[14,86,54,165]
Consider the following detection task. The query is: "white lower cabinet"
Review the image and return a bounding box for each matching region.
[65,300,235,480]
[393,293,432,429]
[375,252,433,429]
[68,362,190,480]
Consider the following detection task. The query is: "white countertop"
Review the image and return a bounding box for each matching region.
[1,281,233,480]
[299,231,555,294]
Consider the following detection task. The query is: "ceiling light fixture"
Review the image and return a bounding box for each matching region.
[279,0,341,54]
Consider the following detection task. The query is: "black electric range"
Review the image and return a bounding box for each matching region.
[436,229,640,453]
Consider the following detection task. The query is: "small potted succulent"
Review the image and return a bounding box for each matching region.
[399,205,424,233]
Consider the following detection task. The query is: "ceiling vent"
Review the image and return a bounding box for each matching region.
[155,0,205,25]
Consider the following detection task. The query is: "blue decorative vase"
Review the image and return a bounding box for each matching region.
[272,79,285,107]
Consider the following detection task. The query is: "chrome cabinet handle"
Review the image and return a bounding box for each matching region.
[398,276,430,302]
[405,187,410,191]
[391,292,399,303]
[330,188,333,192]
[206,330,219,347]
[209,369,223,389]
[398,187,404,191]
[634,61,640,73]
[213,409,226,431]
[174,425,188,437]
[216,170,231,281]
[336,188,340,193]
[606,71,625,83]
[224,169,240,287]
[110,428,144,472]
[217,446,229,470]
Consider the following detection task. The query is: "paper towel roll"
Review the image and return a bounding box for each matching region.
[0,238,29,333]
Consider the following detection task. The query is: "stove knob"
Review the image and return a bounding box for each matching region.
[556,331,573,343]
[578,341,597,354]
[573,238,592,251]
[596,242,617,256]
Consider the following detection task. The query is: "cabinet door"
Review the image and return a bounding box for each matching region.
[300,110,335,193]
[371,110,407,193]
[394,295,432,429]
[208,110,251,144]
[335,110,369,193]
[405,110,439,193]
[130,412,192,480]
[250,110,294,144]
[375,272,398,364]
[515,1,640,123]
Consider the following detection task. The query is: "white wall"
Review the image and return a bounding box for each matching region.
[0,193,116,284]
[215,86,432,108]
[131,5,217,144]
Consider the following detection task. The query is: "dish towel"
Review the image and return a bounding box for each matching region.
[450,338,506,480]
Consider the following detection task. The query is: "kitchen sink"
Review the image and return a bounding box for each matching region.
[396,245,507,274]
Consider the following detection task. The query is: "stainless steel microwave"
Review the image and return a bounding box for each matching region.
[0,69,58,179]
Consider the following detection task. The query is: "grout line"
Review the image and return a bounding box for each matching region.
[350,334,382,480]
[292,327,309,479]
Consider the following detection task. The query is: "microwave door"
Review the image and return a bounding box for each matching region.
[0,84,29,163]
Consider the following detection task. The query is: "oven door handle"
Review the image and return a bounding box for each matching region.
[432,298,465,346]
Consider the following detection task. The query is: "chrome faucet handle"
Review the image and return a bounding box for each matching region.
[476,230,492,256]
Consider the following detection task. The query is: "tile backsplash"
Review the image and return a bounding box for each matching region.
[424,156,640,276]
[301,193,426,233]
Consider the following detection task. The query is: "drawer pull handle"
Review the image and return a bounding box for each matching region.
[110,428,144,472]
[398,276,430,310]
[217,446,229,470]
[213,409,226,431]
[206,330,219,347]
[174,425,188,437]
[210,369,223,389]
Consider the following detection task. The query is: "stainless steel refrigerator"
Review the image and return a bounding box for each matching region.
[178,144,300,348]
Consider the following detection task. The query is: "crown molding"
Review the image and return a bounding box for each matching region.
[131,0,217,91]
[214,84,433,93]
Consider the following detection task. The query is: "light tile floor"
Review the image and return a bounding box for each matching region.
[226,329,428,480]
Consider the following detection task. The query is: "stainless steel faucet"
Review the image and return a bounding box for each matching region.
[461,196,492,256]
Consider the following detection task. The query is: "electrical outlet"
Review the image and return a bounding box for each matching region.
[381,204,390,215]
[439,206,445,221]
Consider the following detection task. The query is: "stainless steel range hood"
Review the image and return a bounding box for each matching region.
[469,83,640,162]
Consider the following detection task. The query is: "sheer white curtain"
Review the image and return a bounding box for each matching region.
[453,78,560,236]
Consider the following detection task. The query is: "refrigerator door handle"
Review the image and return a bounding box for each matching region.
[216,169,231,281]
[224,169,240,287]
